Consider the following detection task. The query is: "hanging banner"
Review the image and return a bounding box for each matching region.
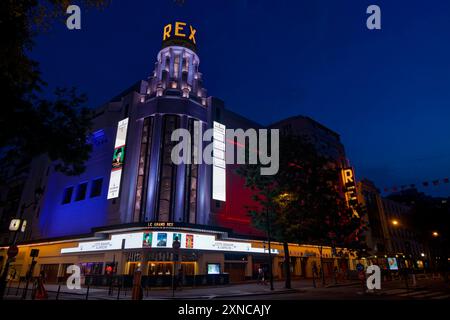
[107,118,129,199]
[212,121,226,201]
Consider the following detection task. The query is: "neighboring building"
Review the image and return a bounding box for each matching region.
[382,198,426,265]
[387,188,450,271]
[0,22,357,284]
[357,179,428,270]
[357,179,391,254]
[270,115,348,168]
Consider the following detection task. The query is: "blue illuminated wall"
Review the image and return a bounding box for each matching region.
[38,126,116,238]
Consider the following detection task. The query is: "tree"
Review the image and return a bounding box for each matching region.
[0,0,108,177]
[237,134,367,288]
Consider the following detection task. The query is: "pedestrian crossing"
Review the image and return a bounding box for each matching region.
[382,288,450,300]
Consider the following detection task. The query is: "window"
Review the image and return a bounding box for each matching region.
[62,187,74,204]
[157,115,179,221]
[90,178,103,198]
[75,182,88,201]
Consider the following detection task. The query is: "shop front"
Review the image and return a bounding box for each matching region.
[1,224,362,288]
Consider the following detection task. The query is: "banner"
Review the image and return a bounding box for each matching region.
[107,118,129,199]
[212,121,226,201]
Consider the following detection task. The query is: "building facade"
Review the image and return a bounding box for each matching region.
[357,179,428,271]
[0,22,359,285]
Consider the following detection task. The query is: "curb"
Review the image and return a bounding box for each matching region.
[325,282,360,288]
[152,289,301,300]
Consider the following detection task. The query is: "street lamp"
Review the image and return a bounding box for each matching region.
[0,187,43,300]
[432,231,439,237]
[265,207,274,291]
[391,219,399,226]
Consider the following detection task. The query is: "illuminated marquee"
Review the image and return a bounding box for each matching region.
[107,118,129,199]
[61,231,278,255]
[162,21,197,51]
[341,167,359,218]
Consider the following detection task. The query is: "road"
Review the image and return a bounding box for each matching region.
[215,279,450,300]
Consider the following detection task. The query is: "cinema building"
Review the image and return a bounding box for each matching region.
[0,22,355,286]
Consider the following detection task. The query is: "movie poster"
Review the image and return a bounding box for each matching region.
[388,257,398,270]
[143,232,152,248]
[173,233,182,243]
[112,146,125,170]
[156,233,167,247]
[186,234,194,249]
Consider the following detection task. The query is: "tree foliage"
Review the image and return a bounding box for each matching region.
[0,0,108,177]
[237,134,368,286]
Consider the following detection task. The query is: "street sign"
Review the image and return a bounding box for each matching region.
[21,220,27,232]
[30,249,39,258]
[7,245,19,258]
[9,219,21,231]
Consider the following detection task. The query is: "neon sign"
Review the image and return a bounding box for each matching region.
[162,22,197,51]
[341,167,359,218]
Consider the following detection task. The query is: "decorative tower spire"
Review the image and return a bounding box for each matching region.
[146,22,207,104]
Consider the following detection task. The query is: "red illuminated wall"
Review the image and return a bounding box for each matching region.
[211,163,265,237]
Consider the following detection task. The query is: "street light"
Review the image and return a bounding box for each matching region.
[0,187,43,300]
[265,207,274,291]
[391,219,399,226]
[432,231,439,237]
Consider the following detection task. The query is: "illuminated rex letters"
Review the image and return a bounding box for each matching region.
[163,21,197,44]
[341,167,359,218]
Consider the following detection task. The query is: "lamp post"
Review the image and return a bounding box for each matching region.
[0,188,42,300]
[172,237,181,298]
[265,207,274,291]
[430,230,448,281]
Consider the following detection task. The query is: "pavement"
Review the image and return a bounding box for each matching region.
[3,278,337,300]
[3,277,448,300]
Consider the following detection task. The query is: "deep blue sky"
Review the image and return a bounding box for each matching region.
[31,0,450,197]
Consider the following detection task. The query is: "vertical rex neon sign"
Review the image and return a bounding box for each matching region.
[107,118,129,199]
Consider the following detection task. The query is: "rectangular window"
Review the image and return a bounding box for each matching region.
[75,182,88,201]
[90,178,103,198]
[62,187,74,204]
[157,115,179,221]
[134,117,154,222]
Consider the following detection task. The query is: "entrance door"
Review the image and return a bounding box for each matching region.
[224,263,246,283]
[40,264,60,283]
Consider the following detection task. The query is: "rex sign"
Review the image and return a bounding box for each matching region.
[162,22,197,52]
[341,167,359,218]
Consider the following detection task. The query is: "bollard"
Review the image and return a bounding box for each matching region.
[116,284,121,300]
[31,281,36,300]
[15,279,21,296]
[56,284,61,300]
[85,284,90,300]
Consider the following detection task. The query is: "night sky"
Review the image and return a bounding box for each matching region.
[31,0,450,197]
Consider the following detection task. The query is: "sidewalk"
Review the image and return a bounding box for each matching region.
[4,278,360,300]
